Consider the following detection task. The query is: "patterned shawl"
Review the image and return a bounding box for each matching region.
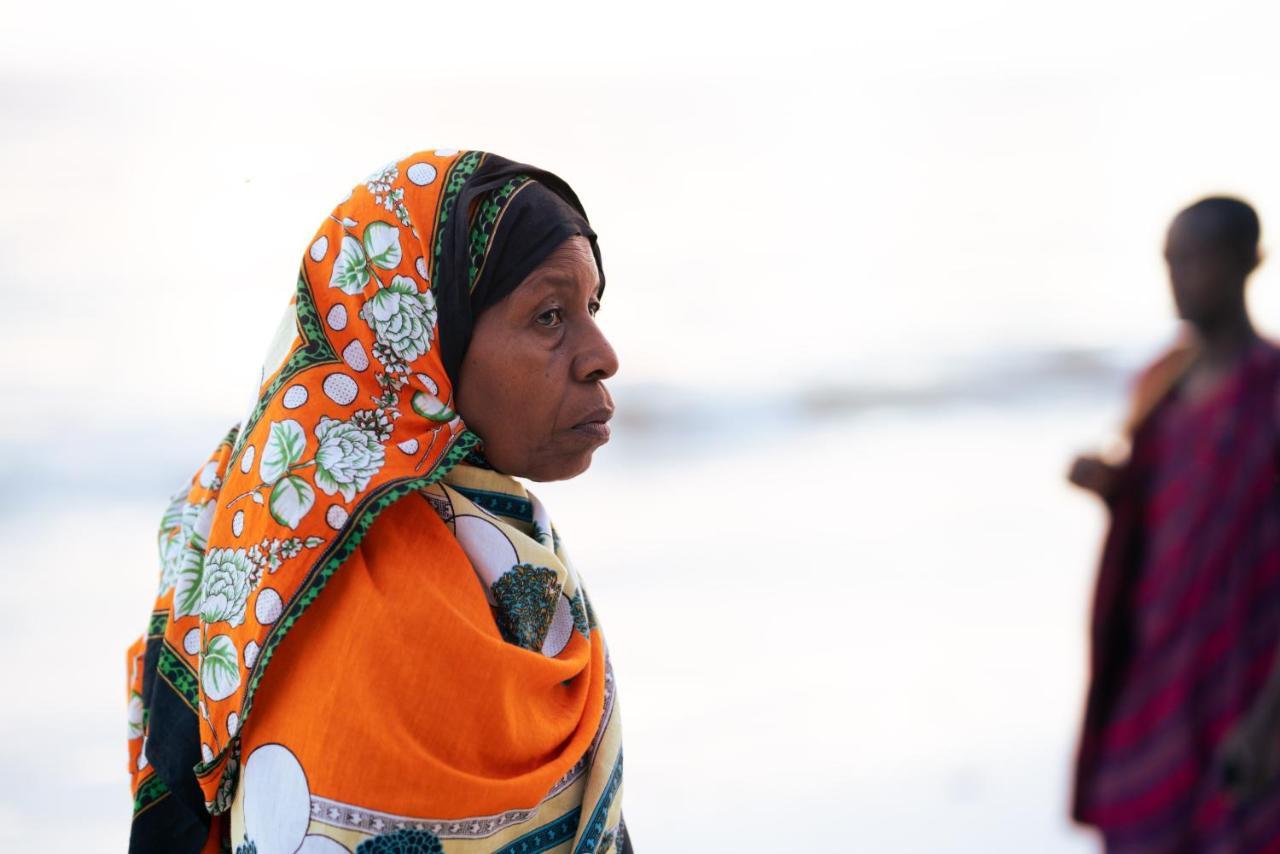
[1073,339,1280,848]
[125,150,626,853]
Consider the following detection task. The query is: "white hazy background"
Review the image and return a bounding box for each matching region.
[4,1,1280,850]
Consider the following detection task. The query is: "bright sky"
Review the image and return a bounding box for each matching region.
[4,0,1280,433]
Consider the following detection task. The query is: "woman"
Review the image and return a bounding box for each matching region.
[125,150,629,854]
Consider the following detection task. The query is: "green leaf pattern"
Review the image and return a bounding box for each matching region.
[326,221,402,296]
[159,496,214,596]
[362,221,402,271]
[127,691,144,740]
[157,491,190,594]
[269,474,315,530]
[259,419,306,484]
[329,235,370,295]
[173,536,207,619]
[411,391,454,422]
[201,634,241,702]
[166,500,215,618]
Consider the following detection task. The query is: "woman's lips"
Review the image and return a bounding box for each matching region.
[571,420,612,441]
[570,407,614,442]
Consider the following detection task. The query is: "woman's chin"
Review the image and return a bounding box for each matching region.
[521,450,597,483]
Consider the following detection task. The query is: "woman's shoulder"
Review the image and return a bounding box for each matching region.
[357,493,489,607]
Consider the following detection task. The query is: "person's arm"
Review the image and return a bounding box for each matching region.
[1067,454,1124,503]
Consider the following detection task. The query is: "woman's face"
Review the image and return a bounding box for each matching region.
[456,235,619,481]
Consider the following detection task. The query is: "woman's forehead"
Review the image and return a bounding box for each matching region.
[522,239,601,292]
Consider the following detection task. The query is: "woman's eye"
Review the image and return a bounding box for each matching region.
[588,300,601,317]
[536,308,564,327]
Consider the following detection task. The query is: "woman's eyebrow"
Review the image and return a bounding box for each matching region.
[528,269,600,297]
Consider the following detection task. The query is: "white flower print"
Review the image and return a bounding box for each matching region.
[313,416,386,502]
[359,275,437,363]
[200,548,258,628]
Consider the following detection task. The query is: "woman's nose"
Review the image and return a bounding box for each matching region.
[573,321,619,383]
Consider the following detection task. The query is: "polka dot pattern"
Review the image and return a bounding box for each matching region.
[255,588,283,625]
[242,744,310,854]
[322,372,358,406]
[282,384,308,409]
[407,162,437,185]
[326,304,348,331]
[342,339,369,372]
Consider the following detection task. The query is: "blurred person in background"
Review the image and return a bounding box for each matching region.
[125,150,629,854]
[1069,197,1280,851]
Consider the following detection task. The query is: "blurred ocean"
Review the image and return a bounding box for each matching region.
[0,346,1141,851]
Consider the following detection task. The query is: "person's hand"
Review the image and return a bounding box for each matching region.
[1067,454,1121,500]
[1217,705,1280,803]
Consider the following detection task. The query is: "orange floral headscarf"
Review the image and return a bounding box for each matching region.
[125,150,622,851]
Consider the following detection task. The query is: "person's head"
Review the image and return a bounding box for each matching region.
[455,234,617,481]
[1164,196,1261,328]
